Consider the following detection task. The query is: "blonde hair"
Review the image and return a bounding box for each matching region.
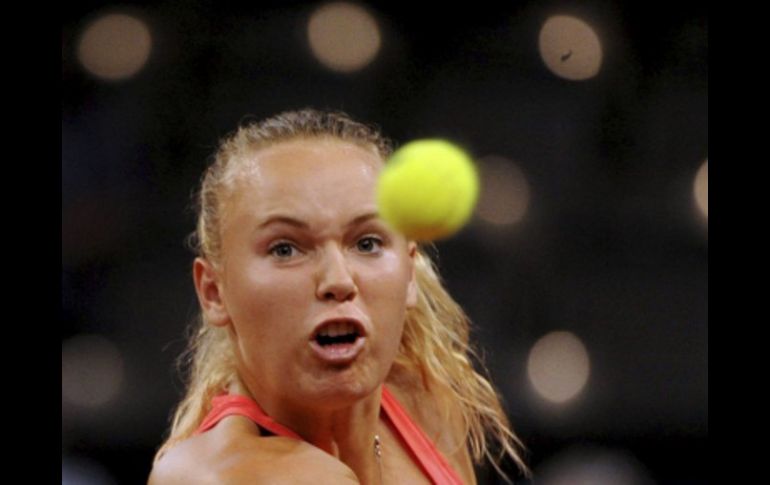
[155,109,529,480]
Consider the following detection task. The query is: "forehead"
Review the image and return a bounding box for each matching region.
[225,138,383,215]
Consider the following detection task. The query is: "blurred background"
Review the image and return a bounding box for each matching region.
[61,0,707,483]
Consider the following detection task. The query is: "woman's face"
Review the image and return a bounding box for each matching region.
[195,138,417,412]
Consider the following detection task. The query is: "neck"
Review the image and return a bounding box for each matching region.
[245,382,384,485]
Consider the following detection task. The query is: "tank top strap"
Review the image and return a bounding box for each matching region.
[380,386,466,485]
[195,388,466,484]
[195,394,302,440]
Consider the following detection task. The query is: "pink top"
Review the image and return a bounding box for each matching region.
[196,386,465,485]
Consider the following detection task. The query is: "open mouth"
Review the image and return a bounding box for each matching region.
[314,320,362,347]
[309,318,367,362]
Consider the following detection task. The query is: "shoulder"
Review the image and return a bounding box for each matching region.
[148,416,359,485]
[148,415,261,484]
[386,367,477,484]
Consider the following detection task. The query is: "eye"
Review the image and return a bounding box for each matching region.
[269,242,298,259]
[356,236,383,254]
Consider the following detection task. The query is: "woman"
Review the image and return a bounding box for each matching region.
[149,109,529,484]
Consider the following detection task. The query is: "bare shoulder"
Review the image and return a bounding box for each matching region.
[148,415,261,484]
[148,416,359,485]
[386,367,477,484]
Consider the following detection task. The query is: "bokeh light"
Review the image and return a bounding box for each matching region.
[307,2,381,73]
[77,13,152,81]
[539,15,602,80]
[62,334,124,409]
[527,331,591,403]
[694,159,708,219]
[477,155,531,226]
[63,455,117,485]
[536,445,654,485]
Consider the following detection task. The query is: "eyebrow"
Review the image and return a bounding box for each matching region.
[257,212,380,230]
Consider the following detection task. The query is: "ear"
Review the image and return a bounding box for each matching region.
[406,241,418,309]
[192,257,230,327]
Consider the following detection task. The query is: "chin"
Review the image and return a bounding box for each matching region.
[300,368,381,410]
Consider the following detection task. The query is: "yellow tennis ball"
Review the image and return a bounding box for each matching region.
[377,139,479,241]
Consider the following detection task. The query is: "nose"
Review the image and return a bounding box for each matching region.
[315,245,358,302]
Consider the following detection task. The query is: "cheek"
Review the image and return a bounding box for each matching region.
[226,268,313,343]
[226,269,318,388]
[358,257,412,328]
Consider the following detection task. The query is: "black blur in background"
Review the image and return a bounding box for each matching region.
[62,1,707,484]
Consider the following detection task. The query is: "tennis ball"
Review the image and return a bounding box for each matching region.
[376,139,479,241]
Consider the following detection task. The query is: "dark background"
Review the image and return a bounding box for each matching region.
[62,1,707,483]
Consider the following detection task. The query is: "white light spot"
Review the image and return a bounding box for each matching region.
[539,15,602,81]
[62,334,124,409]
[527,331,590,403]
[694,159,708,219]
[63,455,117,485]
[536,445,654,485]
[307,2,381,73]
[77,13,152,81]
[477,155,531,225]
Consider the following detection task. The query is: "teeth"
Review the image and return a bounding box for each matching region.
[318,321,356,338]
